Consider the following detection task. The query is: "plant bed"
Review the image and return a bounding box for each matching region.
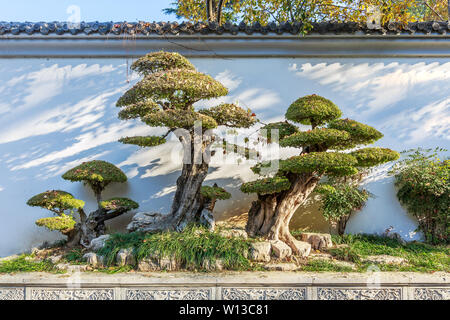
[1,227,448,274]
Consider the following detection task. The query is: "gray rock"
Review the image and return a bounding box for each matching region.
[137,257,160,272]
[363,255,408,265]
[159,256,179,271]
[291,239,311,258]
[88,235,110,252]
[48,255,63,264]
[218,228,248,240]
[127,212,171,233]
[270,240,292,259]
[249,242,271,262]
[309,252,334,261]
[202,259,224,271]
[55,263,70,271]
[263,263,298,271]
[83,252,104,268]
[300,232,333,250]
[116,248,135,267]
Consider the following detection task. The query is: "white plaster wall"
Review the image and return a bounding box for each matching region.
[0,57,448,257]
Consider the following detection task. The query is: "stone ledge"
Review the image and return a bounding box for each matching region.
[0,272,448,300]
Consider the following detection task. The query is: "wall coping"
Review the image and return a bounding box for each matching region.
[1,35,449,58]
[0,272,448,300]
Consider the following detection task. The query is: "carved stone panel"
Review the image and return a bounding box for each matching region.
[221,288,306,300]
[0,288,25,300]
[30,288,114,300]
[414,288,449,300]
[317,287,402,300]
[126,288,212,300]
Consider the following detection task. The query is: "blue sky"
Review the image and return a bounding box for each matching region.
[0,0,178,22]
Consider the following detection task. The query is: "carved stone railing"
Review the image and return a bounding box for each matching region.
[0,272,448,300]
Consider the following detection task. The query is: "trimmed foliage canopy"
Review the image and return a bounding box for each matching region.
[241,176,291,195]
[261,121,299,142]
[35,214,77,232]
[286,94,342,126]
[62,160,127,195]
[26,190,84,213]
[100,198,139,211]
[201,186,232,200]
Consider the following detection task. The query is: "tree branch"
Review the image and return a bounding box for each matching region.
[423,0,445,20]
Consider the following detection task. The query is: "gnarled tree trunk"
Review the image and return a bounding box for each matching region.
[246,173,320,253]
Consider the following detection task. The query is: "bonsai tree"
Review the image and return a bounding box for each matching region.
[27,160,139,247]
[240,94,400,253]
[116,51,256,231]
[27,190,85,247]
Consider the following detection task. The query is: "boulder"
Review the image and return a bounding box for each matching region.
[291,239,311,258]
[83,252,104,268]
[48,255,63,264]
[300,233,333,250]
[127,212,171,233]
[88,235,110,251]
[219,228,248,239]
[263,263,298,271]
[270,240,292,259]
[116,248,135,267]
[249,242,271,262]
[159,256,179,271]
[363,255,407,265]
[137,258,160,272]
[202,258,224,271]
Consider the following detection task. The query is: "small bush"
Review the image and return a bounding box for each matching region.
[389,148,449,244]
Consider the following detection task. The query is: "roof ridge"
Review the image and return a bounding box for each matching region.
[0,21,449,36]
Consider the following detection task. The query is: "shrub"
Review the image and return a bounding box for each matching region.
[389,148,449,244]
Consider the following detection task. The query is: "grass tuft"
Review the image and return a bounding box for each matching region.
[97,224,255,271]
[0,255,56,273]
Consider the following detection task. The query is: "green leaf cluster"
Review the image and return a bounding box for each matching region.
[389,148,449,244]
[62,160,127,195]
[100,198,139,211]
[35,214,77,232]
[26,190,84,213]
[316,184,370,223]
[201,186,231,200]
[119,136,166,147]
[280,127,350,149]
[351,147,400,167]
[286,94,342,126]
[241,176,291,195]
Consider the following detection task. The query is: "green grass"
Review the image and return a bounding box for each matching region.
[0,255,56,273]
[97,225,255,271]
[64,248,85,264]
[294,233,450,273]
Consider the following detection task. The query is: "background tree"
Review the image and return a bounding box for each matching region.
[116,51,256,232]
[240,95,399,253]
[389,148,449,244]
[315,178,370,235]
[166,0,449,33]
[27,160,139,247]
[27,190,85,247]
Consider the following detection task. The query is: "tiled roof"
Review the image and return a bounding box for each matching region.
[0,21,449,36]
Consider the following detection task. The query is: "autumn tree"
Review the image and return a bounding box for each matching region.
[240,95,399,253]
[166,0,449,32]
[27,161,139,247]
[116,51,256,232]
